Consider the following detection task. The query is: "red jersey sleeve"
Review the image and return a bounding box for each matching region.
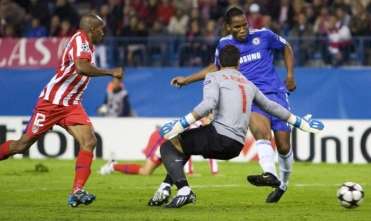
[72,35,92,62]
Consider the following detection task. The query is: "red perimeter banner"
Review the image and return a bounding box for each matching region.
[0,38,69,68]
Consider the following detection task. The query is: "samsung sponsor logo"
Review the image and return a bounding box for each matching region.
[240,52,261,64]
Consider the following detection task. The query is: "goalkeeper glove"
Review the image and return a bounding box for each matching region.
[288,114,324,133]
[160,113,196,140]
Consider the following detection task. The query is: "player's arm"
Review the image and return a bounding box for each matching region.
[76,59,123,79]
[161,74,219,140]
[253,84,324,133]
[171,64,218,87]
[267,29,296,92]
[283,43,296,92]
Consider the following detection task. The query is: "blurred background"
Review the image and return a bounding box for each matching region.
[0,0,370,162]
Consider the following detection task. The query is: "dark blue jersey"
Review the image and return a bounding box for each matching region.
[214,28,288,93]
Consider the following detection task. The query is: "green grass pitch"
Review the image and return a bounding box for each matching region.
[0,159,370,221]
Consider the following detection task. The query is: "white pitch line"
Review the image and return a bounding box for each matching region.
[6,183,366,192]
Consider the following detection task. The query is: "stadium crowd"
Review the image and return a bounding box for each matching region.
[1,0,371,66]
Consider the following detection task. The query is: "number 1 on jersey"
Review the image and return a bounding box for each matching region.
[238,84,247,113]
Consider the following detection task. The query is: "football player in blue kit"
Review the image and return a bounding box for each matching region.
[171,6,296,203]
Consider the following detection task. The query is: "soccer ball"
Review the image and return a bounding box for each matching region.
[337,182,364,208]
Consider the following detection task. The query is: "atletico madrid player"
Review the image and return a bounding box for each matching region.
[0,14,123,207]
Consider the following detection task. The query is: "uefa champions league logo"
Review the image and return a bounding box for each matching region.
[81,43,90,52]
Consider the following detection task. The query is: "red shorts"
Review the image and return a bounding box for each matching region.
[25,99,92,139]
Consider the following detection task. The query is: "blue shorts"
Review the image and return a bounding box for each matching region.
[251,92,291,132]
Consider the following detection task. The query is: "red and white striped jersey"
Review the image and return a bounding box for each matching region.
[39,30,95,106]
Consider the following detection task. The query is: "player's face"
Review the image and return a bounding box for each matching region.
[228,15,249,42]
[91,24,105,44]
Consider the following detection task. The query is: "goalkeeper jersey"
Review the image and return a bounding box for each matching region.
[193,68,291,144]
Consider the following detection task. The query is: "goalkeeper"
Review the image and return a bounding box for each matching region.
[148,45,324,208]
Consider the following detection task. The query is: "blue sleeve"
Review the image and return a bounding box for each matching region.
[214,44,221,68]
[266,29,288,50]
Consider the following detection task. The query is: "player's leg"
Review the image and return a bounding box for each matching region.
[247,112,280,187]
[104,147,161,176]
[208,159,218,175]
[100,159,158,175]
[99,159,116,175]
[266,92,293,203]
[66,124,97,207]
[266,131,292,203]
[148,172,173,206]
[1,99,58,160]
[0,134,38,160]
[148,140,190,207]
[138,159,160,175]
[101,162,141,175]
[184,157,194,175]
[160,140,195,208]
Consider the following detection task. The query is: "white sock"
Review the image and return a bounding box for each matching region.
[177,186,191,196]
[278,148,293,190]
[256,140,277,177]
[159,182,171,190]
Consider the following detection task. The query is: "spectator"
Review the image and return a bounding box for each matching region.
[99,4,113,35]
[276,0,295,35]
[146,0,159,26]
[314,6,331,64]
[2,24,16,37]
[120,15,148,66]
[106,0,123,36]
[303,2,316,25]
[202,19,218,65]
[167,8,189,36]
[131,0,149,19]
[49,15,61,37]
[247,3,264,29]
[325,15,352,66]
[26,0,50,28]
[335,6,351,27]
[314,7,330,36]
[1,0,371,67]
[147,20,168,66]
[97,78,134,117]
[57,20,75,37]
[0,0,26,36]
[179,19,209,66]
[331,0,352,15]
[24,17,48,38]
[289,13,315,66]
[156,0,175,25]
[363,1,371,65]
[54,0,79,28]
[203,20,217,45]
[199,0,222,21]
[189,6,201,24]
[349,1,369,36]
[312,0,325,18]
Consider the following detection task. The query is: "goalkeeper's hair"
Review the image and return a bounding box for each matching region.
[220,45,240,67]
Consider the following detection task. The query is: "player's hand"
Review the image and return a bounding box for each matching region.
[285,76,296,92]
[159,120,185,140]
[171,76,187,88]
[160,114,196,139]
[288,114,324,133]
[111,67,123,79]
